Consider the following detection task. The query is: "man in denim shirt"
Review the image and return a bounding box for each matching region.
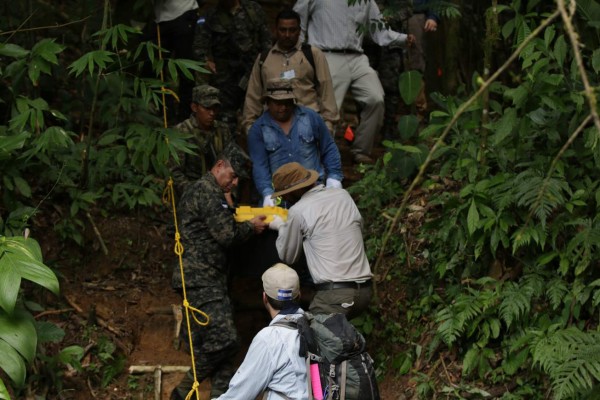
[247,78,343,207]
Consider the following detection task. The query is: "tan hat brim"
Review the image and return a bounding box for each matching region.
[261,94,296,103]
[271,169,319,199]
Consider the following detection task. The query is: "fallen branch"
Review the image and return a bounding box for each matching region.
[129,365,190,374]
[86,212,108,255]
[129,365,190,400]
[34,308,74,319]
[64,294,132,354]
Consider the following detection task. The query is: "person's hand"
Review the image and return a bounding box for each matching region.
[326,178,342,189]
[424,19,438,32]
[206,60,217,74]
[250,215,267,234]
[406,34,416,48]
[269,215,285,231]
[263,196,275,207]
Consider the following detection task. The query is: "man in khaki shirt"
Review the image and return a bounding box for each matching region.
[242,9,338,135]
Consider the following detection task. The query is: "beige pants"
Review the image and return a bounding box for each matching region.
[324,52,385,156]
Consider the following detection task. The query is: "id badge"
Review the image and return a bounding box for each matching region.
[281,69,296,80]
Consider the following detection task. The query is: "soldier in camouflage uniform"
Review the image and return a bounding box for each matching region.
[170,143,268,400]
[378,0,439,140]
[405,0,439,113]
[171,85,234,200]
[193,0,272,135]
[376,0,412,140]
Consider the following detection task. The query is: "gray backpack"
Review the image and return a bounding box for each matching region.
[275,312,380,400]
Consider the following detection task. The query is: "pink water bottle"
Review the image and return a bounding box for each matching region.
[310,363,323,400]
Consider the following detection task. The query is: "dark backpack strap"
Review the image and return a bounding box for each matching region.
[301,44,319,89]
[259,48,270,65]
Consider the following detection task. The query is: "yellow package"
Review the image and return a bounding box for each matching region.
[234,206,288,223]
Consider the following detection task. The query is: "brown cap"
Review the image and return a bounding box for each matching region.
[271,162,319,199]
[262,263,300,301]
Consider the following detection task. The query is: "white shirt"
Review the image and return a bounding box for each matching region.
[215,312,308,400]
[293,0,408,52]
[154,0,198,23]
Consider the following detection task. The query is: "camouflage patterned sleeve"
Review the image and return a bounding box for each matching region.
[197,182,255,247]
[193,13,212,61]
[169,120,193,195]
[253,3,273,53]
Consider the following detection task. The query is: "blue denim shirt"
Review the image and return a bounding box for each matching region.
[248,106,343,197]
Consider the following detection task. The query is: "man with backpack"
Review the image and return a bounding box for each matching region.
[242,9,338,136]
[213,263,308,400]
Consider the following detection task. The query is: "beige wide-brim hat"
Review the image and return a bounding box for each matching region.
[271,162,319,199]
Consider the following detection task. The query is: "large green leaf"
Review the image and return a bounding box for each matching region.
[0,43,29,59]
[0,378,9,399]
[0,309,36,363]
[592,49,600,74]
[0,339,26,387]
[31,39,64,65]
[0,237,59,314]
[3,236,43,262]
[0,132,30,160]
[398,70,422,106]
[467,199,480,236]
[397,114,420,141]
[0,263,21,315]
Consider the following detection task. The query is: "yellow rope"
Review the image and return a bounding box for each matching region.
[158,24,208,400]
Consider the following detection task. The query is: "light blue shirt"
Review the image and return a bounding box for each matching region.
[215,311,308,400]
[248,105,343,198]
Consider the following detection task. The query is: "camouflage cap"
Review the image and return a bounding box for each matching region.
[221,143,251,179]
[261,78,296,102]
[193,85,221,107]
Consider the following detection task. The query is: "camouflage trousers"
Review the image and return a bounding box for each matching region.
[378,49,403,140]
[173,286,240,398]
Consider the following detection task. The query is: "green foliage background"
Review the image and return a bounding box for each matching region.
[0,0,202,397]
[351,0,600,398]
[1,0,600,398]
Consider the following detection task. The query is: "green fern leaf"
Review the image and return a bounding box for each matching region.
[499,282,531,328]
[547,278,569,310]
[532,328,600,400]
